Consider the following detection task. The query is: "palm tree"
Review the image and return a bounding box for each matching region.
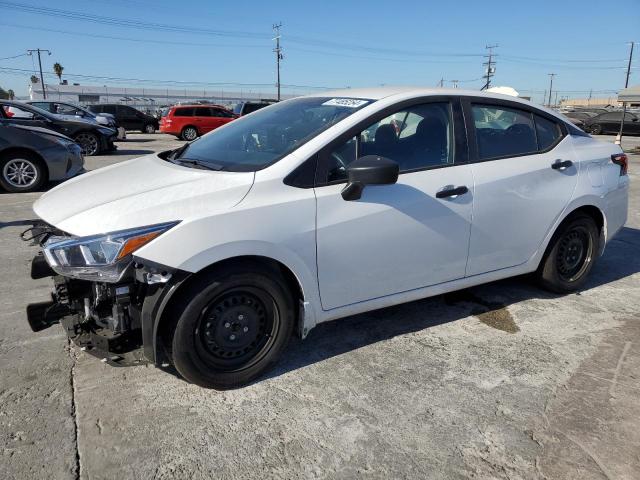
[30,75,39,84]
[7,89,14,100]
[53,63,64,84]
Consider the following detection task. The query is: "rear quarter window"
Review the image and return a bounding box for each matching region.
[534,115,562,150]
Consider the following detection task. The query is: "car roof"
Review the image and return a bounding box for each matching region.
[306,86,570,124]
[172,104,228,109]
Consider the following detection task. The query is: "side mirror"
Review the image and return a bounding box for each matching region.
[341,155,399,201]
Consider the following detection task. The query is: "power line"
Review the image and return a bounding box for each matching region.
[0,66,341,90]
[0,52,28,60]
[0,1,269,39]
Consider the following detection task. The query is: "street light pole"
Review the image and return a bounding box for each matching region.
[273,23,283,101]
[616,41,635,146]
[27,49,51,99]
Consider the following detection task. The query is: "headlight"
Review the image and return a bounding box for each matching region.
[43,222,178,282]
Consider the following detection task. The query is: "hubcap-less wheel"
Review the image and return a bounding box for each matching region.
[3,158,38,188]
[75,133,99,156]
[182,127,198,141]
[144,124,155,134]
[196,287,278,371]
[556,226,592,282]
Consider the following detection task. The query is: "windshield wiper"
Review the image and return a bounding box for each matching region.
[173,158,225,171]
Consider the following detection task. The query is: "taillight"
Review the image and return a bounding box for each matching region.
[611,153,628,176]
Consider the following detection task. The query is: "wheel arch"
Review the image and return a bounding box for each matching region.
[152,254,310,366]
[536,202,607,271]
[0,146,50,181]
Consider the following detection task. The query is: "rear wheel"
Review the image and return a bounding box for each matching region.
[181,126,198,141]
[589,124,603,135]
[143,123,156,134]
[536,213,599,293]
[170,265,295,389]
[0,152,46,192]
[74,132,100,156]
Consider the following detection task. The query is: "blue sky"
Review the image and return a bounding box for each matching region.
[1,0,638,103]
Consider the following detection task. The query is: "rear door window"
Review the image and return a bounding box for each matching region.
[174,108,194,117]
[194,107,211,117]
[472,105,537,159]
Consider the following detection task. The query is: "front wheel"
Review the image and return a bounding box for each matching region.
[536,214,599,293]
[0,152,46,192]
[74,132,100,156]
[170,265,295,389]
[589,124,603,135]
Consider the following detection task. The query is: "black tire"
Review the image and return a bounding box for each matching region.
[74,132,100,156]
[589,124,603,135]
[170,264,295,389]
[181,126,198,141]
[0,151,46,193]
[536,213,599,293]
[143,123,156,134]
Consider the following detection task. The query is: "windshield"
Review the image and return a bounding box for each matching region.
[175,96,372,171]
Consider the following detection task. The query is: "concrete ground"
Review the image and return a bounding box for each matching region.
[1,133,639,480]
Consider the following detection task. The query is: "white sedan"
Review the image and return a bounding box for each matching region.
[26,87,629,389]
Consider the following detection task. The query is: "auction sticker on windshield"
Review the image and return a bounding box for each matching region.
[321,98,370,108]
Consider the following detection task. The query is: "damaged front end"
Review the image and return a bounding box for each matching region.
[23,221,186,366]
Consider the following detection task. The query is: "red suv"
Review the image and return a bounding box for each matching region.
[160,105,236,140]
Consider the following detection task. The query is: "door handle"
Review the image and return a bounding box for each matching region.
[551,160,573,170]
[436,185,469,199]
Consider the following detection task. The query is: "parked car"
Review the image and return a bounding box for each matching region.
[582,111,640,135]
[233,100,276,116]
[25,88,628,389]
[159,104,236,140]
[88,104,159,133]
[1,101,117,156]
[27,101,114,127]
[0,122,84,192]
[26,100,126,141]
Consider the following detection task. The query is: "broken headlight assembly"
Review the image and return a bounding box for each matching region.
[42,221,178,282]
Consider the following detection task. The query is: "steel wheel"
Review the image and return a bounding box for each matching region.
[75,132,99,156]
[555,225,593,282]
[3,158,38,188]
[181,126,198,141]
[195,287,279,371]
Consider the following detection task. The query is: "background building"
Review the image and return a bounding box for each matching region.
[28,80,299,113]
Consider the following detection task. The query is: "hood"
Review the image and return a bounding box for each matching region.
[33,153,255,236]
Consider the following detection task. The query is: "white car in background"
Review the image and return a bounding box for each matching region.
[25,87,629,389]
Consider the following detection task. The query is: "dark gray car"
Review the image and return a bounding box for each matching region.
[0,122,84,192]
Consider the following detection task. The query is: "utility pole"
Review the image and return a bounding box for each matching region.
[272,23,283,101]
[616,41,635,145]
[481,44,498,90]
[27,48,51,99]
[438,78,444,88]
[547,73,555,107]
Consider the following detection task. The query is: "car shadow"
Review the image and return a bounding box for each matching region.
[259,226,640,384]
